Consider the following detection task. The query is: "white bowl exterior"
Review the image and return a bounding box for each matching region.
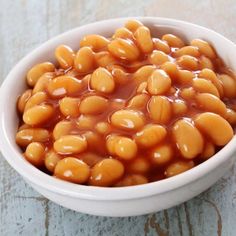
[28,153,234,217]
[0,17,236,216]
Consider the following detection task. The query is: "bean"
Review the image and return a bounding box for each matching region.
[106,64,122,72]
[172,119,204,159]
[148,96,171,124]
[199,55,214,70]
[54,157,90,184]
[18,124,31,131]
[127,94,149,109]
[79,95,108,114]
[106,135,121,155]
[24,91,47,111]
[134,26,153,53]
[23,104,54,126]
[177,70,195,85]
[125,19,143,32]
[27,62,55,87]
[191,39,216,59]
[80,35,109,51]
[136,82,147,93]
[149,144,173,165]
[74,47,94,73]
[25,142,45,167]
[111,109,145,130]
[95,122,111,135]
[153,38,171,54]
[113,27,133,39]
[17,89,32,113]
[180,87,196,100]
[147,69,171,95]
[76,115,96,129]
[172,100,188,116]
[83,131,105,154]
[194,112,234,146]
[160,61,179,81]
[94,51,116,67]
[64,69,79,77]
[218,74,236,98]
[16,128,50,147]
[193,78,219,97]
[54,135,87,154]
[128,156,150,174]
[133,65,155,84]
[78,152,103,167]
[45,150,62,172]
[108,38,140,61]
[226,108,236,125]
[149,50,170,65]
[174,46,200,58]
[111,98,126,110]
[162,34,185,48]
[33,72,54,94]
[199,68,223,97]
[201,142,215,160]
[110,66,129,85]
[195,93,227,116]
[55,45,75,69]
[177,55,199,70]
[90,67,115,93]
[53,121,73,140]
[81,74,91,88]
[89,159,124,187]
[115,137,137,160]
[59,97,80,117]
[135,124,167,148]
[165,161,194,177]
[115,174,148,187]
[47,75,82,98]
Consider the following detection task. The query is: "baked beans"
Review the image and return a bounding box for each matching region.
[16,19,236,187]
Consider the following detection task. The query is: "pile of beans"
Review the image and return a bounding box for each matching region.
[16,19,236,187]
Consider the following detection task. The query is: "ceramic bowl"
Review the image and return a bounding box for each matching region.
[1,17,236,217]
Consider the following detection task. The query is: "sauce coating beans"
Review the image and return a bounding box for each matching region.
[54,157,90,184]
[90,68,115,93]
[173,119,204,159]
[55,45,75,69]
[89,159,124,186]
[111,109,145,130]
[147,69,171,95]
[115,136,137,160]
[27,62,55,87]
[54,135,87,154]
[23,104,54,125]
[135,124,167,148]
[25,142,45,167]
[79,95,108,114]
[148,96,172,124]
[16,19,236,187]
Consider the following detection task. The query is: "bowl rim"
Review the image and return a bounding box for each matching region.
[1,16,236,201]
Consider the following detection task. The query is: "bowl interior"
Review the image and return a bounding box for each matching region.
[1,17,236,200]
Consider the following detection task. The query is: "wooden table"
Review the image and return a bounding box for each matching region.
[1,0,236,235]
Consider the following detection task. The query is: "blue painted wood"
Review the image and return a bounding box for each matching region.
[1,0,236,235]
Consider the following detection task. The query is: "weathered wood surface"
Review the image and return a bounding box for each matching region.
[1,0,236,235]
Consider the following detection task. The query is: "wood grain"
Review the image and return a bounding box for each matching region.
[1,0,236,235]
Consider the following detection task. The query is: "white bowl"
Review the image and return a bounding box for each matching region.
[1,17,236,217]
